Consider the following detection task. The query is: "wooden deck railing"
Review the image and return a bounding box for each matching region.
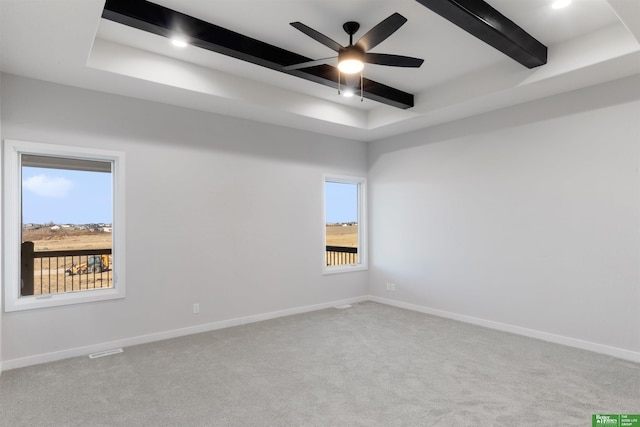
[326,245,358,266]
[21,242,112,296]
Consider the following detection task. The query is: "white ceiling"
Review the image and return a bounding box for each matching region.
[1,0,639,141]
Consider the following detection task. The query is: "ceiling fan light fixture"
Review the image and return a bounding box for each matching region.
[338,47,365,74]
[338,59,364,74]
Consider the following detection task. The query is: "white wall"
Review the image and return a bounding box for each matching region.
[0,74,368,366]
[3,72,639,368]
[369,75,640,358]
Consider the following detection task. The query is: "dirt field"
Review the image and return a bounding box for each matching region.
[26,226,358,250]
[23,229,112,251]
[22,229,113,295]
[325,224,358,247]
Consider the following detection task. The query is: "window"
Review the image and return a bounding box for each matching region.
[324,175,367,274]
[3,140,125,311]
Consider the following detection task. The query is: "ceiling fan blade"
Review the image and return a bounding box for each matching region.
[356,13,407,51]
[290,22,344,52]
[282,57,337,70]
[364,53,424,68]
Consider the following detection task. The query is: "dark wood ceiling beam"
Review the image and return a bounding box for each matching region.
[415,0,547,68]
[102,0,414,109]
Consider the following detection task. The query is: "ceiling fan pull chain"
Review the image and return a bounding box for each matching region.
[360,73,364,102]
[338,70,341,95]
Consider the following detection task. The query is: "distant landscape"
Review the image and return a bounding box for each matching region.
[23,223,356,253]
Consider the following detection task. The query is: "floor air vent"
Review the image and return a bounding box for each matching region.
[89,348,124,359]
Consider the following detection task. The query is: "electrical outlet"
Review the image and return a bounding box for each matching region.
[193,303,200,314]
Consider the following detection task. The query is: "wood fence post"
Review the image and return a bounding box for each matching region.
[21,241,35,296]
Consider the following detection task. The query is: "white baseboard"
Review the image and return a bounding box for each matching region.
[3,293,638,371]
[369,295,640,363]
[1,295,368,371]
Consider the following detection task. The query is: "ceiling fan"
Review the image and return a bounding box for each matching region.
[284,13,424,77]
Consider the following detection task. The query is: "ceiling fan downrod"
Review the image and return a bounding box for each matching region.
[343,21,360,45]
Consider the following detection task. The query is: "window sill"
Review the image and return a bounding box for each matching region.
[323,264,368,275]
[4,287,125,312]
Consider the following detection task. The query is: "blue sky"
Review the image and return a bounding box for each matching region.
[325,182,358,223]
[22,167,112,224]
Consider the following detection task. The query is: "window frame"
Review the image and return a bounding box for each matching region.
[3,139,126,312]
[323,174,368,275]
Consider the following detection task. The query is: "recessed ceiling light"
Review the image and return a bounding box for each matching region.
[171,38,188,48]
[552,0,571,9]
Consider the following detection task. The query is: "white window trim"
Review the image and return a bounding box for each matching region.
[3,139,126,311]
[323,174,368,275]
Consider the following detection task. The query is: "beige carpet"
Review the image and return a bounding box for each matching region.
[0,301,638,426]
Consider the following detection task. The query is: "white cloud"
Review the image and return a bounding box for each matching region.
[23,174,73,198]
